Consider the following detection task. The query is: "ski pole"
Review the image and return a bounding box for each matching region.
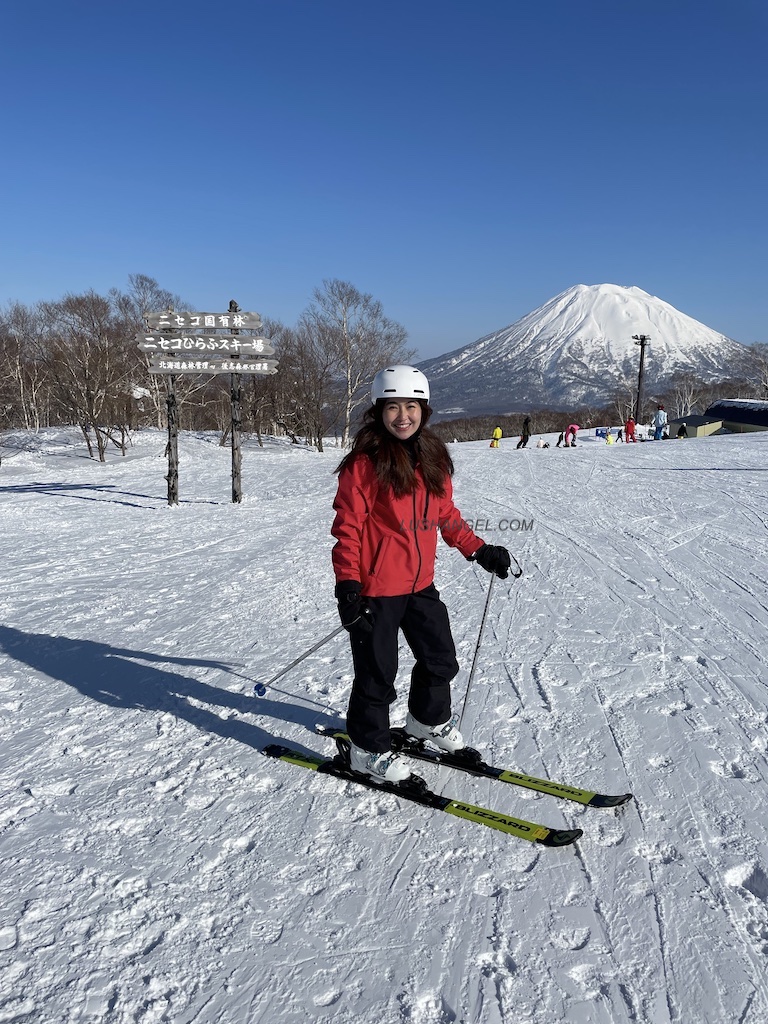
[253,623,347,695]
[458,573,496,730]
[458,554,523,727]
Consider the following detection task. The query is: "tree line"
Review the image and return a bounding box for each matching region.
[2,273,766,456]
[430,356,768,444]
[0,275,414,459]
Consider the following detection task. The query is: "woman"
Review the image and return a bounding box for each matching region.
[332,365,511,782]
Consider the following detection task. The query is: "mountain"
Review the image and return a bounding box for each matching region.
[418,284,748,416]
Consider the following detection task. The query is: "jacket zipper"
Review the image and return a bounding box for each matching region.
[411,489,428,592]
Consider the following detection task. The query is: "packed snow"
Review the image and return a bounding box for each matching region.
[1,425,767,1024]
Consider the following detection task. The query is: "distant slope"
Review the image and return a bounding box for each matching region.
[419,284,747,415]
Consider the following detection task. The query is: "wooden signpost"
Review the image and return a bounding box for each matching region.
[140,301,279,506]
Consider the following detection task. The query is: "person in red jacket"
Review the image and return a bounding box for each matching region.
[625,416,637,442]
[332,365,512,782]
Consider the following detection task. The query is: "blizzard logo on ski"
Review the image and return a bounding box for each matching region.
[450,802,548,835]
[454,804,528,827]
[501,771,586,799]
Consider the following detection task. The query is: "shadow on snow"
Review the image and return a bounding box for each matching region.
[0,625,326,757]
[0,481,226,508]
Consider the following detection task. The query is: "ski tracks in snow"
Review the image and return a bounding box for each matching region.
[3,431,768,1024]
[448,441,768,1023]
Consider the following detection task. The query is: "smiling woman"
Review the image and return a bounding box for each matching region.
[329,364,512,782]
[382,400,422,441]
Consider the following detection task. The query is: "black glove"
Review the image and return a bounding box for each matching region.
[473,544,511,580]
[335,581,374,635]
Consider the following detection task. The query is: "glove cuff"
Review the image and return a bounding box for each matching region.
[335,580,362,600]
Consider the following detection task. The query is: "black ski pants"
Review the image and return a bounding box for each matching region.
[346,584,460,753]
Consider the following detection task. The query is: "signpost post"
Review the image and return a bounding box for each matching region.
[229,300,243,504]
[166,369,179,505]
[140,303,278,505]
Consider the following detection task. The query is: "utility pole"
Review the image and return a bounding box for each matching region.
[632,334,651,423]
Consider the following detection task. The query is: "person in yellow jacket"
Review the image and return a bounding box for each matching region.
[490,425,502,448]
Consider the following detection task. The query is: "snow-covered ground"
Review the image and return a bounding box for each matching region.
[1,425,767,1024]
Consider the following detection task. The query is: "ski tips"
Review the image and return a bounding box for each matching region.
[588,793,633,808]
[540,828,584,847]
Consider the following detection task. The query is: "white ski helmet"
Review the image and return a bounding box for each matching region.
[371,365,430,403]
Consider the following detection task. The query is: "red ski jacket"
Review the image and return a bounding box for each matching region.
[331,454,484,598]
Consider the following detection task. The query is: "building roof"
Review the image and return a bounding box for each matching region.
[668,415,721,427]
[704,399,768,427]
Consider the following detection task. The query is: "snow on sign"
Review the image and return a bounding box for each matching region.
[136,334,276,355]
[143,310,262,330]
[148,358,279,375]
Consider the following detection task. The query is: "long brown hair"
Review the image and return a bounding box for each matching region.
[336,400,454,497]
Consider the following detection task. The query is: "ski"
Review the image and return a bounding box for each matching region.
[262,743,582,847]
[316,725,632,808]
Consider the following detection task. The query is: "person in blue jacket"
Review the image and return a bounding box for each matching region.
[653,405,668,440]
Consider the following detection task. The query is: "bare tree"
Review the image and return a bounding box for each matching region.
[39,291,138,460]
[282,324,342,451]
[664,372,705,418]
[244,320,292,444]
[741,343,768,399]
[110,274,201,429]
[610,377,637,425]
[0,302,51,429]
[300,280,414,446]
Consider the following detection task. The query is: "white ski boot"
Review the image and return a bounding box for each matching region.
[404,712,465,753]
[348,744,412,783]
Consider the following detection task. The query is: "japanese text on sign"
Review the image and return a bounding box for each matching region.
[148,358,279,375]
[137,334,275,355]
[144,311,262,330]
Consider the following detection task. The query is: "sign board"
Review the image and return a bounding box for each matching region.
[148,358,279,376]
[143,310,262,330]
[137,334,275,355]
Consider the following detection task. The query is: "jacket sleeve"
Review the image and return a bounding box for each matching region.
[437,476,485,559]
[331,456,377,584]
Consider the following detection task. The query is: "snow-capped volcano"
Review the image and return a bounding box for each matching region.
[419,284,748,415]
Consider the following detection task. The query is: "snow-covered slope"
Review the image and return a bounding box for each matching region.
[2,427,768,1024]
[420,284,748,415]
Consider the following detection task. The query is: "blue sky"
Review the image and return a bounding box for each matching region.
[2,0,766,358]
